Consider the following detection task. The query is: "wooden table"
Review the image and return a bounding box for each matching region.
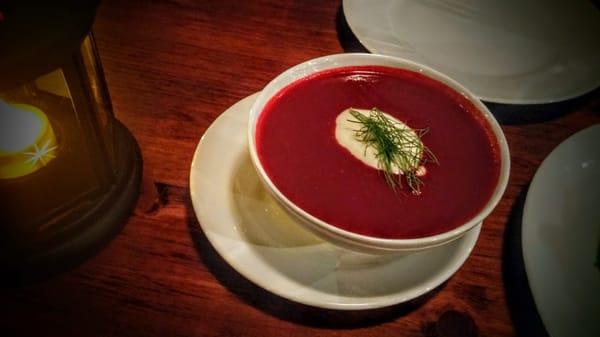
[2,1,599,336]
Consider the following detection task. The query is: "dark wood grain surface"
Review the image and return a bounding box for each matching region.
[2,1,599,336]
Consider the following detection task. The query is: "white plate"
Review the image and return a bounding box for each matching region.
[190,93,482,310]
[343,0,600,104]
[522,125,600,337]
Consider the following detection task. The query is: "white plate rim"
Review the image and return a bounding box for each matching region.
[522,124,600,336]
[342,0,600,105]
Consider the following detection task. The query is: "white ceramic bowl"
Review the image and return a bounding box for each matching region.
[248,53,510,254]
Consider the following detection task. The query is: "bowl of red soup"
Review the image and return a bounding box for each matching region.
[248,53,510,253]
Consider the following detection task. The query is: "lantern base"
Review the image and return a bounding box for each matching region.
[1,122,142,285]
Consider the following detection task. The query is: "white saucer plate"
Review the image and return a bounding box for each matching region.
[523,125,600,337]
[190,93,482,310]
[343,0,600,104]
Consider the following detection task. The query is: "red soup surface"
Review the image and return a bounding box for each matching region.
[256,66,501,239]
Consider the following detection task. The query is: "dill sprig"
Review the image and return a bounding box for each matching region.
[348,108,438,195]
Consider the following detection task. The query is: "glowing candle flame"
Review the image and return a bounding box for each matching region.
[0,99,58,179]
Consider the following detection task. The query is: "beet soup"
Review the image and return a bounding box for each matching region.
[256,66,501,239]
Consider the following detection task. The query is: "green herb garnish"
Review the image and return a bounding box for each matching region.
[349,107,438,195]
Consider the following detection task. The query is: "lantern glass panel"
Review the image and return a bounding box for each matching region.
[0,34,141,267]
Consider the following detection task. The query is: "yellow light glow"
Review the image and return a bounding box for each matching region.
[0,100,58,179]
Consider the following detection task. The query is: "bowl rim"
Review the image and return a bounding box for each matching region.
[248,53,510,250]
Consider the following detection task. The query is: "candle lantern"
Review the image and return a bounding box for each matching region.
[0,2,141,281]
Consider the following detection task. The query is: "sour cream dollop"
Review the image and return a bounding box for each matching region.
[334,108,426,176]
